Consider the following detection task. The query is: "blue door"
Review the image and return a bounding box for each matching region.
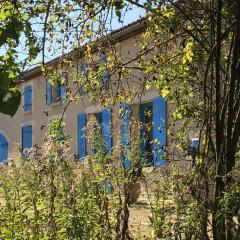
[0,134,8,162]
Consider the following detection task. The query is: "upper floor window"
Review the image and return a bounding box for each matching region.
[22,125,32,150]
[79,63,88,95]
[23,85,32,112]
[0,134,8,163]
[46,73,68,105]
[99,53,109,88]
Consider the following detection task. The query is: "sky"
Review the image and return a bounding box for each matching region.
[0,3,146,72]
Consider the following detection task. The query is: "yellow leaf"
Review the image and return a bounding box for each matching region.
[161,88,170,98]
[145,80,151,90]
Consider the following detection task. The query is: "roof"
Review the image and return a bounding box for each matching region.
[19,17,147,81]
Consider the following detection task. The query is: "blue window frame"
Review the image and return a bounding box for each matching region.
[24,85,32,112]
[140,97,167,168]
[46,73,68,104]
[22,126,32,149]
[93,109,112,153]
[0,134,8,163]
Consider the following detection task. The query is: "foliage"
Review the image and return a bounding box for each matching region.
[0,119,145,239]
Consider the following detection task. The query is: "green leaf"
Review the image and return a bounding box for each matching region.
[0,87,21,117]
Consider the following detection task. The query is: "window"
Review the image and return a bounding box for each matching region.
[191,138,199,165]
[23,85,32,112]
[139,97,167,167]
[0,134,8,162]
[93,109,112,153]
[22,126,32,150]
[79,63,88,95]
[52,81,62,103]
[94,112,103,129]
[120,104,131,169]
[93,112,103,154]
[140,102,153,165]
[99,53,109,88]
[46,73,68,105]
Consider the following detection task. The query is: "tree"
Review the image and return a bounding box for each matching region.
[0,1,39,116]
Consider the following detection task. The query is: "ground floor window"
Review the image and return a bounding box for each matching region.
[140,102,154,166]
[22,126,32,150]
[139,97,167,167]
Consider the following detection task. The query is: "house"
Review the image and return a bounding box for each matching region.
[0,18,198,168]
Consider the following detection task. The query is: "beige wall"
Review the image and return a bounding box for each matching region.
[0,32,165,159]
[0,29,198,164]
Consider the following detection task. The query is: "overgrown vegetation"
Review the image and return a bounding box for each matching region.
[1,0,240,239]
[1,117,239,239]
[0,119,145,239]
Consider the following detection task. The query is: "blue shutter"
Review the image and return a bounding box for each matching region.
[120,104,131,169]
[153,97,167,167]
[46,78,52,105]
[22,126,32,149]
[24,86,32,111]
[60,73,68,101]
[0,134,8,162]
[102,108,112,152]
[77,113,86,159]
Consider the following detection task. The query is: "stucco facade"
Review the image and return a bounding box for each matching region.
[0,20,165,161]
[0,19,197,167]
